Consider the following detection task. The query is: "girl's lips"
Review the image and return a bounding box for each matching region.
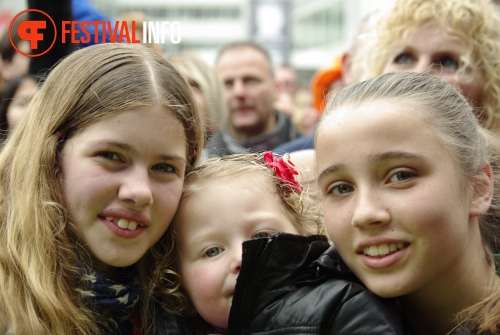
[359,244,409,270]
[103,216,143,230]
[360,242,409,257]
[356,238,409,254]
[101,216,146,239]
[100,207,150,226]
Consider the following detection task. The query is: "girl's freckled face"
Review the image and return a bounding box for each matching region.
[61,106,187,270]
[316,101,475,298]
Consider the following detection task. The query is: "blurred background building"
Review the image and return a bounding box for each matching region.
[0,0,395,86]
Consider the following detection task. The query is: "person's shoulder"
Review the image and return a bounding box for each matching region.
[205,132,224,147]
[309,271,411,334]
[232,235,411,334]
[273,134,315,154]
[325,286,411,334]
[72,0,110,21]
[306,246,412,333]
[282,112,303,139]
[152,306,194,335]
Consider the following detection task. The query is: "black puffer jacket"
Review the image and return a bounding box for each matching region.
[228,233,412,335]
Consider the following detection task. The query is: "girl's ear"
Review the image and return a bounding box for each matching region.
[470,162,494,217]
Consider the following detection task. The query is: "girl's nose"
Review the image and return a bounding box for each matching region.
[351,189,391,229]
[118,167,153,207]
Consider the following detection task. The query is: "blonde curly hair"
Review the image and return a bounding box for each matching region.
[360,0,500,133]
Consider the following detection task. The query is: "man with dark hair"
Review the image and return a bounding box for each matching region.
[203,40,301,158]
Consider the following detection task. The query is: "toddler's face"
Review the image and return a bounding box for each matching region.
[174,176,299,331]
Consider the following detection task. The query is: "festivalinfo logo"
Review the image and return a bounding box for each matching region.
[9,9,181,57]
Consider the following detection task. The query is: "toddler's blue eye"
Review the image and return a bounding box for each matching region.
[205,247,222,257]
[254,232,272,239]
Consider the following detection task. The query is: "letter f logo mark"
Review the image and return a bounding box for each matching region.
[18,20,46,49]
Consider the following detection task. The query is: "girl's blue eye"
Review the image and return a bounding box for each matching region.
[254,232,272,239]
[98,152,120,160]
[331,184,354,196]
[389,171,414,183]
[204,247,222,257]
[153,163,175,173]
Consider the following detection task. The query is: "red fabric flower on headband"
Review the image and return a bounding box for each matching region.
[263,151,303,193]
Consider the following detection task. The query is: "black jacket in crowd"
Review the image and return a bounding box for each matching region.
[227,233,412,335]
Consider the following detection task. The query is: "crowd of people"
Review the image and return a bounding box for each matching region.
[0,0,499,334]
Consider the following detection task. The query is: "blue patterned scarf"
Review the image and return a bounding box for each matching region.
[76,265,140,334]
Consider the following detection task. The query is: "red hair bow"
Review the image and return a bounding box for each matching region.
[263,151,303,193]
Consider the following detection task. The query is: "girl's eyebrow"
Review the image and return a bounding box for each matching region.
[91,140,187,163]
[317,151,425,185]
[91,140,131,151]
[371,151,425,163]
[318,163,346,185]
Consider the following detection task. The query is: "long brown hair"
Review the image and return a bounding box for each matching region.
[0,43,203,334]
